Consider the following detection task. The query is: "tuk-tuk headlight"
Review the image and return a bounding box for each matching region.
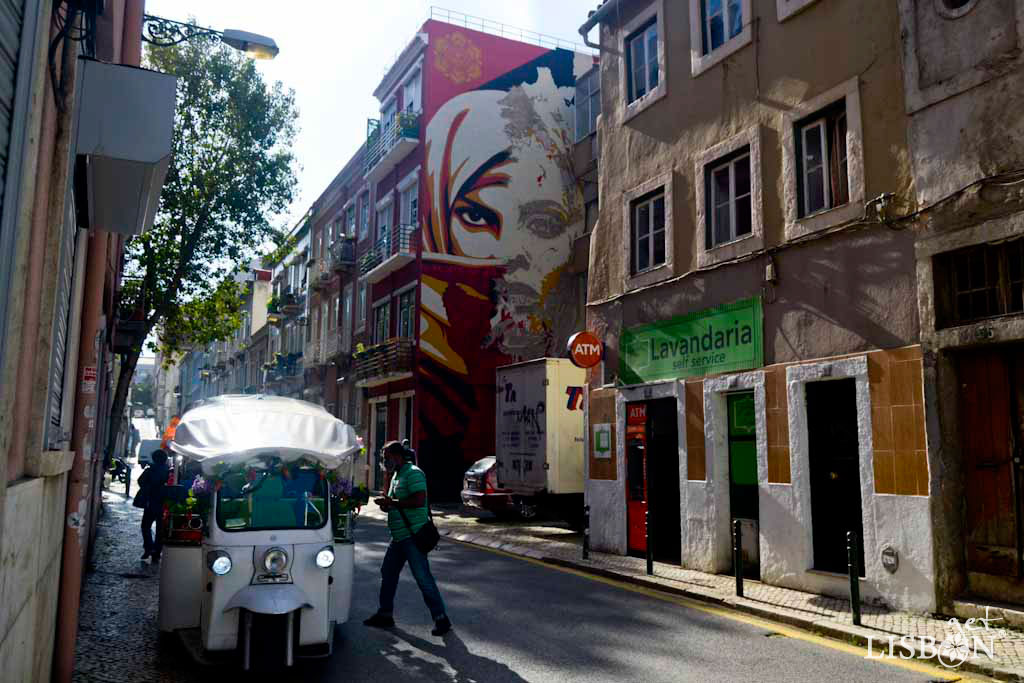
[263,548,288,574]
[315,546,335,569]
[207,550,232,576]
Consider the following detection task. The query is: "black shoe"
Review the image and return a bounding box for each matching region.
[363,613,395,628]
[150,553,161,563]
[140,551,151,560]
[432,616,452,636]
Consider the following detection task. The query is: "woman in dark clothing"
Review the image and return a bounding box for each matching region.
[140,449,169,562]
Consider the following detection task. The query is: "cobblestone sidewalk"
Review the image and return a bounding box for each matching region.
[72,488,195,683]
[369,502,1024,681]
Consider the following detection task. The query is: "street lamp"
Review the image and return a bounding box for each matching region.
[141,15,280,59]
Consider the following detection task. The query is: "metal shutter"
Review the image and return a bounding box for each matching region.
[0,0,41,362]
[45,192,82,449]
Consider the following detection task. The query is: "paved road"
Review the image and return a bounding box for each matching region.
[292,517,943,683]
[74,492,959,682]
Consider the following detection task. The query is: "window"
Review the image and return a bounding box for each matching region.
[346,205,356,236]
[376,205,391,244]
[630,190,666,275]
[357,282,367,330]
[359,192,370,239]
[782,77,863,240]
[397,289,415,338]
[934,238,1024,329]
[701,0,743,54]
[400,183,418,228]
[575,67,601,140]
[373,301,390,344]
[320,301,328,343]
[626,20,659,103]
[342,284,353,352]
[330,295,339,330]
[705,150,751,248]
[382,100,397,132]
[796,102,848,218]
[403,69,422,113]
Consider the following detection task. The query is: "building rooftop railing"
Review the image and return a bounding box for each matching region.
[428,6,594,55]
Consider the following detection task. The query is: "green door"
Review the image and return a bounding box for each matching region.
[728,392,759,577]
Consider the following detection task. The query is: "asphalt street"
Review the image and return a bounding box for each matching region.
[287,516,950,683]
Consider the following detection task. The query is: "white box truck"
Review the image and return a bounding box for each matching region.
[495,358,587,524]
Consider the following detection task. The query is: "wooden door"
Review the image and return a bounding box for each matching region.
[960,350,1022,579]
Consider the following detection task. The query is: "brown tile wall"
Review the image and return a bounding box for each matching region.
[868,347,928,496]
[764,366,792,484]
[685,380,706,481]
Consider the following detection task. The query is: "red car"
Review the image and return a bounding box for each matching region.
[460,457,517,517]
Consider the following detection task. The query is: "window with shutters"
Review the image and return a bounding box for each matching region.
[397,288,415,338]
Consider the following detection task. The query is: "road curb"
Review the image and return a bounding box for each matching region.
[442,532,1023,682]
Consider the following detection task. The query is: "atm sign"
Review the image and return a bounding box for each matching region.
[568,331,603,369]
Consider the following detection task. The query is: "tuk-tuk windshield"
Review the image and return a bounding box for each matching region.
[216,467,328,532]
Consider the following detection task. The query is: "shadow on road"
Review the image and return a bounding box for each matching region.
[383,627,529,683]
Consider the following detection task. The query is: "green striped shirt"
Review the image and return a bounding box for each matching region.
[387,463,429,542]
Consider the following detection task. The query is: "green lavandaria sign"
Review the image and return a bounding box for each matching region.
[620,298,763,384]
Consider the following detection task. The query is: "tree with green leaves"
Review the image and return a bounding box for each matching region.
[107,33,298,458]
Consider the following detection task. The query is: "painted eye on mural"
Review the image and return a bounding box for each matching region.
[453,197,502,235]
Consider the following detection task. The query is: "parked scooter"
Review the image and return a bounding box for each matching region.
[109,455,131,497]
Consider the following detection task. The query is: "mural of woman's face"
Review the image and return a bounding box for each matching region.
[424,70,580,286]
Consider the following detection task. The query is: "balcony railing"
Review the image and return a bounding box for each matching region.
[365,111,420,182]
[330,236,357,272]
[359,223,418,281]
[354,337,415,387]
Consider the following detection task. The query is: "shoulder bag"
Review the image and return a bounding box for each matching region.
[397,502,440,554]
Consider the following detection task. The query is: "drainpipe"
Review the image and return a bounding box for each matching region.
[578,1,621,51]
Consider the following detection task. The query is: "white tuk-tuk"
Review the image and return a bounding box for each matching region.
[158,395,364,669]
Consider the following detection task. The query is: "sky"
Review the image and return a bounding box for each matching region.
[145,0,600,232]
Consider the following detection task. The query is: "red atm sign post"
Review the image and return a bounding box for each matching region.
[568,331,603,369]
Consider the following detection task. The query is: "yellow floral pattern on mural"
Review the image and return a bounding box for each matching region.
[434,33,483,85]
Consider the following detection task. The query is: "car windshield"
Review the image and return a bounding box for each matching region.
[216,467,328,532]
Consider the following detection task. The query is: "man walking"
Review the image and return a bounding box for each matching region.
[139,449,169,562]
[364,441,451,636]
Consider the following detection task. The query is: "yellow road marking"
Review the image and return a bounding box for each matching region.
[452,539,994,682]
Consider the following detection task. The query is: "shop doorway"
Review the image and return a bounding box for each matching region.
[625,398,680,563]
[959,346,1024,601]
[806,379,865,575]
[372,403,388,491]
[727,391,759,578]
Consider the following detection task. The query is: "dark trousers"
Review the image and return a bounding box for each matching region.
[141,506,163,556]
[379,538,447,620]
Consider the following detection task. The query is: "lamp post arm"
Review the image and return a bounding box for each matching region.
[142,14,222,46]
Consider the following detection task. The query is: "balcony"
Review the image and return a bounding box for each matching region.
[323,330,341,360]
[309,258,328,291]
[281,291,305,316]
[365,111,420,184]
[359,224,418,284]
[354,337,415,388]
[303,340,322,368]
[330,236,357,273]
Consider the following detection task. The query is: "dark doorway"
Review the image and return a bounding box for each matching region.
[373,404,388,491]
[959,346,1024,600]
[727,391,760,578]
[646,398,681,564]
[806,379,865,575]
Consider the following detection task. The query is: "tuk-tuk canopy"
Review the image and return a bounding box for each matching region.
[168,395,360,473]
